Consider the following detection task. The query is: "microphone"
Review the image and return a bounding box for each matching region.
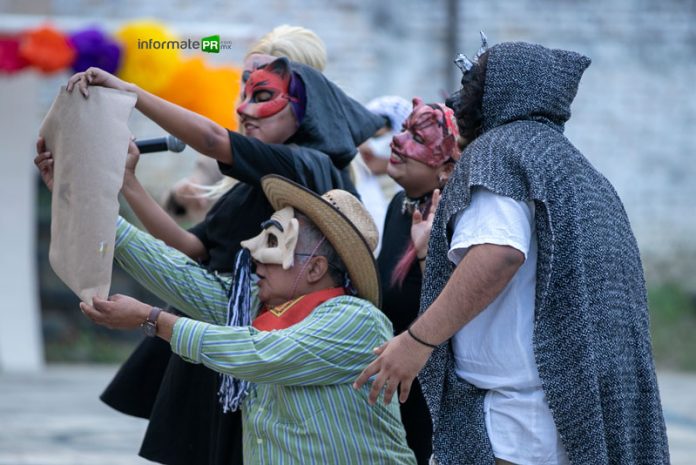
[135,135,187,153]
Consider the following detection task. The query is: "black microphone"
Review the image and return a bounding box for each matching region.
[135,135,187,153]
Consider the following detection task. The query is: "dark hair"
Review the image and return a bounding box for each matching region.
[445,50,489,143]
[380,115,392,130]
[295,212,347,286]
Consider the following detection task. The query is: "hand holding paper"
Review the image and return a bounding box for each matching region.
[67,67,133,98]
[39,86,137,304]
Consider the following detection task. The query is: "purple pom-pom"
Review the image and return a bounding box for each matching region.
[69,27,121,74]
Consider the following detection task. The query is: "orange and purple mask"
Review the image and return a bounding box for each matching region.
[236,58,299,119]
[391,97,460,167]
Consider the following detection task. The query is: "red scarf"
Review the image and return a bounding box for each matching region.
[252,287,345,331]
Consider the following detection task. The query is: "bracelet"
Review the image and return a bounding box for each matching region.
[417,254,426,262]
[407,326,438,349]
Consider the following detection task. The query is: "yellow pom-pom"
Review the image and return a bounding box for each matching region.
[115,20,181,94]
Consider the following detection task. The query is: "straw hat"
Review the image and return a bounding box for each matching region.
[261,174,381,307]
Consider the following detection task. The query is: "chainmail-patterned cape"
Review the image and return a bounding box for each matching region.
[419,42,669,465]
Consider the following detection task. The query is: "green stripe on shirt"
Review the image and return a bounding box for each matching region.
[113,218,416,464]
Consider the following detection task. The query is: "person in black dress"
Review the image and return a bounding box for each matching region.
[36,57,382,465]
[376,97,462,464]
[162,25,329,224]
[98,35,332,462]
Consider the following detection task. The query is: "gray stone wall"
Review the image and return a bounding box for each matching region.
[3,0,695,288]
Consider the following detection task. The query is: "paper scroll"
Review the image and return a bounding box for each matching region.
[39,86,137,303]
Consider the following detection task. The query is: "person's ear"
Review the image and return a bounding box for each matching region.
[305,256,330,284]
[437,162,455,186]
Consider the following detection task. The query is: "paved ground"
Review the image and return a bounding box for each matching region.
[0,365,694,464]
[0,366,149,465]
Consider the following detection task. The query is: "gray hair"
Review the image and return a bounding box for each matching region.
[295,212,347,286]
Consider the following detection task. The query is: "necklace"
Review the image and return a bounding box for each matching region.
[401,192,432,215]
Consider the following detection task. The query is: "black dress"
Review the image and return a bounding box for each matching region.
[377,190,433,465]
[100,60,384,465]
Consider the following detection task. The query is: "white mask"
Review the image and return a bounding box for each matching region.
[240,207,299,269]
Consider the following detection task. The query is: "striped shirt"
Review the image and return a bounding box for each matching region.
[114,218,416,464]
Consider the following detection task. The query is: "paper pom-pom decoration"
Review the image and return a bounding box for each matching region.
[0,36,29,74]
[157,57,241,130]
[4,20,243,126]
[157,56,208,109]
[115,21,181,94]
[19,25,76,74]
[194,65,242,130]
[69,27,121,74]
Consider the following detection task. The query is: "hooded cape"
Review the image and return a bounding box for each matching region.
[287,60,384,169]
[200,58,384,272]
[419,42,669,465]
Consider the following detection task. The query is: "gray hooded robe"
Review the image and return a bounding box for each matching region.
[419,42,669,465]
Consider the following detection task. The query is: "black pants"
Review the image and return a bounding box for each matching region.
[400,377,433,465]
[101,337,244,465]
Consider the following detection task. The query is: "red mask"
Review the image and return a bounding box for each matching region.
[391,97,460,167]
[237,58,294,119]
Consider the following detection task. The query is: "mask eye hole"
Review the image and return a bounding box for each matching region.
[266,233,278,248]
[254,90,274,102]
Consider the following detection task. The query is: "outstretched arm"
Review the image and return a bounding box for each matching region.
[113,217,231,325]
[354,243,524,404]
[80,294,179,341]
[34,137,208,261]
[66,67,232,164]
[120,142,207,260]
[170,299,388,385]
[82,294,389,386]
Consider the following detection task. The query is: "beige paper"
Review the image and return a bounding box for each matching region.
[39,87,137,304]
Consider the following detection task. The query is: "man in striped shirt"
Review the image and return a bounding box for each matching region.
[80,175,416,464]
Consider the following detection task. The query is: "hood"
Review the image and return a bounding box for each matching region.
[482,42,591,133]
[286,61,384,169]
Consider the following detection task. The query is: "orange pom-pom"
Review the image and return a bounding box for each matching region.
[20,25,76,74]
[158,57,242,130]
[157,56,208,109]
[194,65,242,130]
